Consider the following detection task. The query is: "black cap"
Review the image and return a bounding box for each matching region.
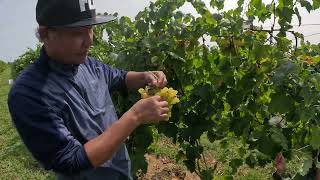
[36,0,116,28]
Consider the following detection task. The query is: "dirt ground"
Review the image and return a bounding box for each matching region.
[138,154,201,180]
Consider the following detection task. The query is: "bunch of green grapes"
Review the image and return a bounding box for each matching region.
[138,87,180,120]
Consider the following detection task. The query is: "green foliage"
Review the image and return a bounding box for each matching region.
[11,45,41,79]
[0,60,7,73]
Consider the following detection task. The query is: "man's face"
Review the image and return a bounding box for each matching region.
[45,26,93,64]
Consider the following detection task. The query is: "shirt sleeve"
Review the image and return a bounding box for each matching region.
[7,91,93,175]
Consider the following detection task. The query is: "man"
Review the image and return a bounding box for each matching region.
[7,0,169,179]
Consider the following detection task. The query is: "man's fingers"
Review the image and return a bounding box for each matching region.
[159,113,168,120]
[163,77,168,86]
[148,79,157,87]
[158,100,169,107]
[148,71,159,86]
[159,77,167,88]
[157,72,167,87]
[148,71,167,88]
[152,95,162,101]
[158,76,164,86]
[152,95,168,103]
[161,107,170,114]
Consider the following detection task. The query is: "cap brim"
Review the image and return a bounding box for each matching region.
[57,15,116,28]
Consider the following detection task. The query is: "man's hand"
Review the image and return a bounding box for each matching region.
[125,71,167,90]
[129,95,169,125]
[145,71,167,88]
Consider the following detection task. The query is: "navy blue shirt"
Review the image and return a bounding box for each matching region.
[8,48,132,179]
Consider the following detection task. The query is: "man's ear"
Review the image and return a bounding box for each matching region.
[37,26,49,42]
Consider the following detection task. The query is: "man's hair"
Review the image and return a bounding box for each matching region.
[35,27,42,42]
[35,26,55,43]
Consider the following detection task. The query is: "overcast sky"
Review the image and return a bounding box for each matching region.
[0,0,320,62]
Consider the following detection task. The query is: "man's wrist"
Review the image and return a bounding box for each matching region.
[124,108,141,127]
[143,71,149,86]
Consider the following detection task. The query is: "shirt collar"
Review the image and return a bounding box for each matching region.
[39,47,80,77]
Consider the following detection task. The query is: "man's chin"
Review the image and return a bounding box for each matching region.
[74,56,87,64]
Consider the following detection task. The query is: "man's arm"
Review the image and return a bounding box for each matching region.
[125,71,167,90]
[8,92,92,175]
[84,95,169,167]
[83,106,138,167]
[97,60,166,90]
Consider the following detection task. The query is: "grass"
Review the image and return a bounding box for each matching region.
[0,66,54,180]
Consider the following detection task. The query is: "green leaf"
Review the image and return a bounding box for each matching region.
[256,152,269,166]
[269,93,294,114]
[176,150,186,162]
[252,42,269,60]
[204,11,217,25]
[299,159,313,176]
[256,134,281,156]
[184,160,196,172]
[294,7,302,26]
[300,0,313,12]
[192,58,203,68]
[210,0,225,10]
[280,7,294,23]
[226,89,243,108]
[130,150,148,174]
[248,0,269,22]
[136,20,149,34]
[310,126,320,149]
[200,169,215,180]
[229,158,243,174]
[230,116,250,136]
[250,0,263,9]
[237,0,245,8]
[278,0,293,7]
[245,153,257,168]
[270,128,288,150]
[273,61,298,86]
[313,0,320,9]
